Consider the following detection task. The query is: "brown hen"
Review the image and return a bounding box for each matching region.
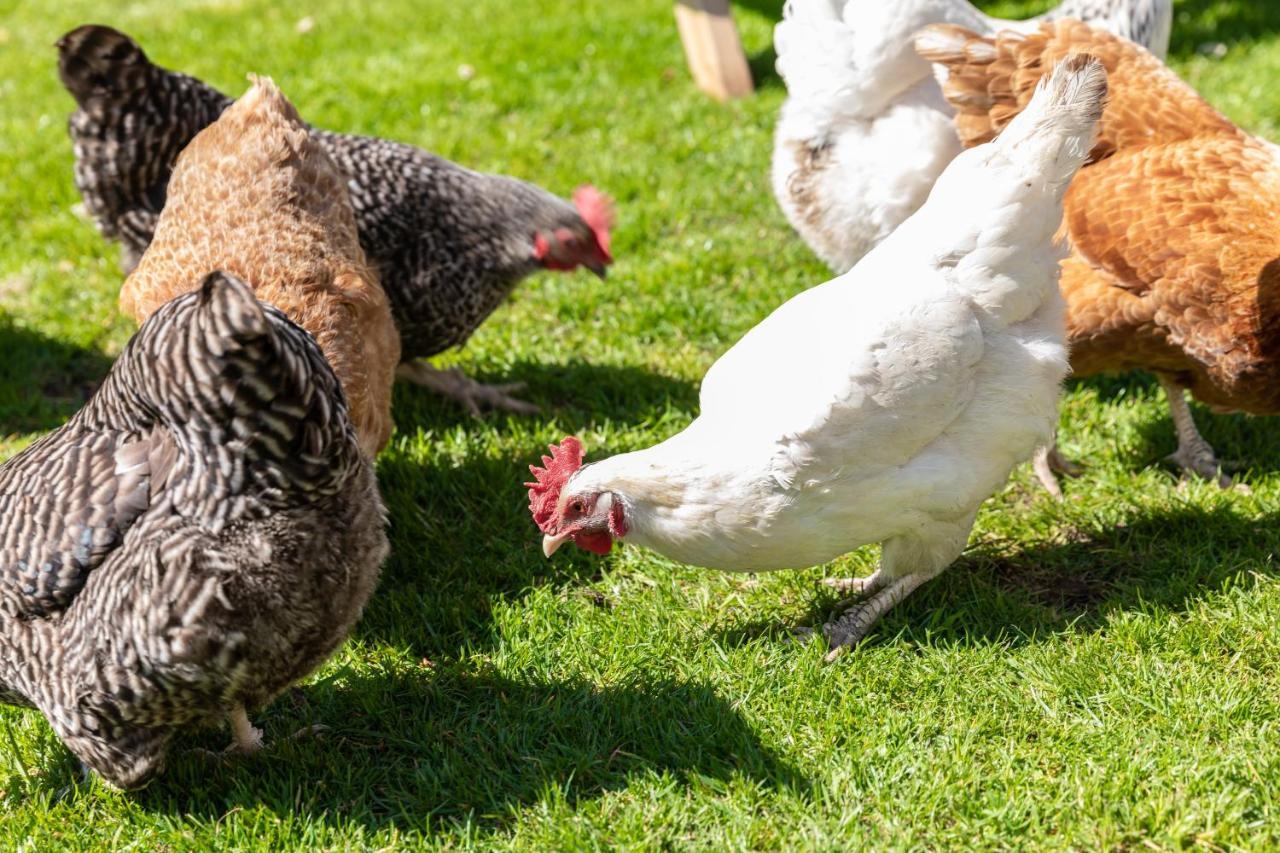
[123,77,400,457]
[917,19,1280,489]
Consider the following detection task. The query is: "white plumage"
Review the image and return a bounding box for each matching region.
[771,0,1171,273]
[533,57,1108,654]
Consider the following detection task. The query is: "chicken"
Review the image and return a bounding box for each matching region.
[772,0,1170,274]
[121,76,399,458]
[529,57,1107,655]
[0,272,387,790]
[57,24,614,416]
[919,19,1280,489]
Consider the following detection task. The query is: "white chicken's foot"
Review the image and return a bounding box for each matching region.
[225,705,264,755]
[397,362,540,416]
[1158,375,1232,488]
[1032,443,1084,500]
[821,571,936,662]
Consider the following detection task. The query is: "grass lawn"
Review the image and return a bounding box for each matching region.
[2,0,1280,847]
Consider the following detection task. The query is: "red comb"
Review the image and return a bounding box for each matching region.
[572,185,614,258]
[526,437,586,534]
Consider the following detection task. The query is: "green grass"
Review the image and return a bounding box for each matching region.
[2,0,1279,847]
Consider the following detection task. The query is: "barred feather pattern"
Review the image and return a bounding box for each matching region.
[58,25,597,361]
[0,272,387,790]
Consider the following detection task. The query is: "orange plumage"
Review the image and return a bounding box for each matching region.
[123,77,399,458]
[918,19,1280,484]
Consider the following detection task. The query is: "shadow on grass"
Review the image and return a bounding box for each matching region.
[1168,0,1280,60]
[107,670,805,832]
[723,503,1279,650]
[0,316,110,434]
[1063,370,1280,480]
[363,360,697,658]
[392,359,699,431]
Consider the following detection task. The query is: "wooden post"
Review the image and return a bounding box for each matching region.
[674,0,754,101]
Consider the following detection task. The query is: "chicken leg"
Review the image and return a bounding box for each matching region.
[225,705,264,755]
[1157,374,1231,487]
[1032,440,1085,499]
[397,362,539,416]
[821,520,973,660]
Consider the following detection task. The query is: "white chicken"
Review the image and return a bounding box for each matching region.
[529,56,1108,656]
[772,0,1170,273]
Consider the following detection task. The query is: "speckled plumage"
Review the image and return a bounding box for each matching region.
[920,20,1280,420]
[121,77,399,457]
[0,273,387,790]
[58,25,606,365]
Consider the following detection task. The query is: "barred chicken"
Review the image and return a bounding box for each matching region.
[58,24,614,415]
[530,58,1107,654]
[121,76,399,458]
[0,272,387,790]
[772,0,1170,274]
[919,19,1280,488]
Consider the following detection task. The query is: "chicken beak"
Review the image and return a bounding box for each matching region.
[542,531,571,558]
[586,261,608,280]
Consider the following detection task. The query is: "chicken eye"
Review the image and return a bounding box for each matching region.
[568,498,585,516]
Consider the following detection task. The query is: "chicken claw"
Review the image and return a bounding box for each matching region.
[397,362,540,416]
[822,571,936,662]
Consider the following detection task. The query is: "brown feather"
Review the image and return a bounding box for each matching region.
[919,19,1280,416]
[123,77,399,455]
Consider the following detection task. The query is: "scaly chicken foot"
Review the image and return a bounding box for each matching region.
[225,704,264,755]
[397,362,540,416]
[1158,375,1232,488]
[822,571,937,662]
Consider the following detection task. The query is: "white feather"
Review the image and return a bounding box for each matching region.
[569,58,1106,580]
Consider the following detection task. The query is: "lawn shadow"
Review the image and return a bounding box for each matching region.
[756,503,1280,650]
[366,361,698,660]
[392,359,698,431]
[733,0,783,89]
[111,670,806,834]
[1168,0,1280,60]
[0,316,111,435]
[714,500,1278,650]
[733,0,782,25]
[1063,369,1280,481]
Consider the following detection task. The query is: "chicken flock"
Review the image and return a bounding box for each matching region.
[0,0,1273,787]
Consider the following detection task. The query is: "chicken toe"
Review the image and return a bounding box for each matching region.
[225,706,264,755]
[397,362,540,416]
[820,571,887,598]
[822,571,935,662]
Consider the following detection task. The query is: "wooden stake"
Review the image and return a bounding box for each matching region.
[674,0,754,101]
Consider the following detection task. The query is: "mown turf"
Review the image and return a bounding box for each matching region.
[2,0,1279,847]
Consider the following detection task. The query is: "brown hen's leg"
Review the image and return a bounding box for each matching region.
[1157,375,1231,488]
[396,362,539,416]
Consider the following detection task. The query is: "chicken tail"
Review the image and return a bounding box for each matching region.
[109,272,361,502]
[993,53,1107,189]
[929,44,1108,191]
